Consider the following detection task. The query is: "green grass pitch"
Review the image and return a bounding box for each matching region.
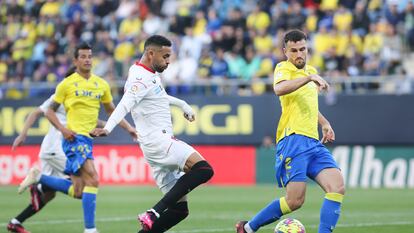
[1,185,413,233]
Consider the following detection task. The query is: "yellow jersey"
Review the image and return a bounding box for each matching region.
[54,72,113,137]
[273,61,319,143]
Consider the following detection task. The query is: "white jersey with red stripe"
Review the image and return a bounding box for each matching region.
[104,62,197,191]
[105,62,173,142]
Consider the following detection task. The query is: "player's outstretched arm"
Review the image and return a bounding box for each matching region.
[102,102,137,141]
[309,74,330,92]
[92,119,115,137]
[167,95,195,122]
[93,92,137,139]
[89,128,110,137]
[12,108,43,150]
[319,111,335,144]
[274,76,312,96]
[274,74,329,96]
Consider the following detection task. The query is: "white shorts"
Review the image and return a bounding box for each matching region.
[139,131,196,194]
[39,153,67,178]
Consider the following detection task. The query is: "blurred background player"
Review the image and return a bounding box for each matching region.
[7,67,79,233]
[7,72,109,233]
[236,30,345,233]
[90,35,214,233]
[7,92,67,233]
[18,43,137,233]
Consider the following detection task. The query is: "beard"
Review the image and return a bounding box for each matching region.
[79,66,91,73]
[293,58,306,69]
[153,63,168,73]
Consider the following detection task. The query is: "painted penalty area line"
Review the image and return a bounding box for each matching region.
[0,216,136,226]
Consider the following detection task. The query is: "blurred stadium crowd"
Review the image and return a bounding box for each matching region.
[1,0,413,99]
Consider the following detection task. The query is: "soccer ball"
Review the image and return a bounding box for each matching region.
[274,218,306,233]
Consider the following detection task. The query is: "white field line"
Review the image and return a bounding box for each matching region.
[1,216,413,232]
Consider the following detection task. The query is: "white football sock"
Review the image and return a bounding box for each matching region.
[11,218,21,224]
[245,222,254,233]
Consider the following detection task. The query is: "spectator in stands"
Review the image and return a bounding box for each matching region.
[404,1,414,51]
[179,27,203,60]
[193,10,207,36]
[39,0,61,18]
[177,50,198,94]
[210,47,229,79]
[363,23,384,57]
[380,24,403,74]
[206,8,222,35]
[225,7,245,29]
[278,1,306,30]
[64,0,84,22]
[113,34,135,78]
[253,28,274,55]
[385,0,405,27]
[1,0,413,97]
[246,4,270,31]
[162,52,181,95]
[142,11,166,35]
[0,57,7,84]
[239,46,261,82]
[5,15,21,41]
[196,47,213,93]
[119,13,142,40]
[305,7,318,33]
[232,27,251,57]
[333,4,353,32]
[352,1,370,36]
[7,0,25,19]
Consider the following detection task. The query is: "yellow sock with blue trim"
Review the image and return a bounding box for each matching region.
[319,192,343,233]
[248,197,292,231]
[82,186,98,229]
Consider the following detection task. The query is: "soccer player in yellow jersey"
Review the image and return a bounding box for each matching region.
[236,30,345,233]
[18,43,136,233]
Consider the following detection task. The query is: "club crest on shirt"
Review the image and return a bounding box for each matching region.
[153,85,163,94]
[130,85,139,93]
[275,72,283,80]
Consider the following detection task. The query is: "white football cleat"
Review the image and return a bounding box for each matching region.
[18,167,40,194]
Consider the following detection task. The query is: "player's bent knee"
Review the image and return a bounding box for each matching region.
[74,191,83,199]
[192,160,214,183]
[325,183,345,195]
[41,191,57,203]
[45,191,56,199]
[286,197,305,211]
[84,174,100,187]
[90,177,99,187]
[73,185,84,198]
[336,184,345,195]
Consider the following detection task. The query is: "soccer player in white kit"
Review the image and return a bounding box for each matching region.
[90,35,214,233]
[7,94,67,233]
